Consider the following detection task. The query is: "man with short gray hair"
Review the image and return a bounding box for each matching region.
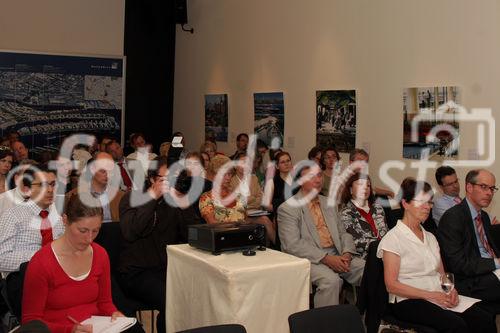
[438,169,500,311]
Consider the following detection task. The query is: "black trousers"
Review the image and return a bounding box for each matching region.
[5,262,29,320]
[390,299,496,333]
[119,268,166,333]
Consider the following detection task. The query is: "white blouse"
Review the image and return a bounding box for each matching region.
[377,220,442,303]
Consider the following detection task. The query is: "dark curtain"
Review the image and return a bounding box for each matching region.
[124,0,176,154]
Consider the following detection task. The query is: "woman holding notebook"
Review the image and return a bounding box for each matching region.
[21,193,137,333]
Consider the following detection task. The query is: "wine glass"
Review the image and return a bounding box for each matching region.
[441,272,455,294]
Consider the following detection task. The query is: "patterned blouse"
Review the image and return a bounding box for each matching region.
[199,190,246,223]
[339,200,388,259]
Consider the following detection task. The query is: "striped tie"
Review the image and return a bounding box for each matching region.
[475,213,496,258]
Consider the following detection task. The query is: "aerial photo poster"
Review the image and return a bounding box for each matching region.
[0,51,124,156]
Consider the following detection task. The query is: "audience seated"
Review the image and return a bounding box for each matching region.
[271,151,299,216]
[204,154,230,183]
[10,141,29,165]
[199,140,217,160]
[307,146,322,166]
[21,193,142,333]
[433,166,461,225]
[199,155,275,243]
[126,133,157,174]
[229,133,249,160]
[0,165,65,318]
[118,157,202,333]
[0,162,31,217]
[339,173,387,260]
[167,131,188,166]
[105,139,137,191]
[230,152,265,211]
[349,149,394,198]
[278,164,364,307]
[320,147,340,197]
[378,177,495,332]
[438,169,500,314]
[0,146,13,194]
[65,152,125,223]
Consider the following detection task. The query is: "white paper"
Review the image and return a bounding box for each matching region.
[247,209,270,217]
[81,316,136,333]
[447,295,481,313]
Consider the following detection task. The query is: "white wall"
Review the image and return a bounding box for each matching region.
[174,0,500,214]
[0,0,124,56]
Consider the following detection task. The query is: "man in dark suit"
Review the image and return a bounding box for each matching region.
[438,169,500,308]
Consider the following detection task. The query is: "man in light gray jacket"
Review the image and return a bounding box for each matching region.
[278,163,364,307]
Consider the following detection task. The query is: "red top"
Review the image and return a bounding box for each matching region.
[355,206,381,240]
[22,243,117,333]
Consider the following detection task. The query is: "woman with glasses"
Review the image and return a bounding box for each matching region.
[271,151,298,216]
[199,154,275,243]
[0,146,14,193]
[377,177,495,333]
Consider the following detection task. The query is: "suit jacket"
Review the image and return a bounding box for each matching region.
[437,199,499,284]
[277,191,356,264]
[65,187,125,222]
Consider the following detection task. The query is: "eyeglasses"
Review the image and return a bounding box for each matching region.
[411,199,434,207]
[31,181,57,188]
[442,179,459,187]
[471,183,498,193]
[0,146,12,152]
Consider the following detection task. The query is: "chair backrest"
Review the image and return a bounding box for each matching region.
[288,304,364,333]
[177,324,246,333]
[356,240,387,333]
[93,221,124,272]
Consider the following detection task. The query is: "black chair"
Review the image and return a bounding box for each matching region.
[288,304,364,333]
[0,275,19,331]
[357,241,438,333]
[177,324,246,333]
[93,222,154,332]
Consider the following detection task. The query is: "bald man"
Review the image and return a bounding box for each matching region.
[65,152,125,222]
[438,169,500,312]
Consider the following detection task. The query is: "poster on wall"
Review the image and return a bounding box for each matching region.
[254,92,285,147]
[204,93,228,142]
[403,86,460,160]
[0,50,124,157]
[316,90,356,153]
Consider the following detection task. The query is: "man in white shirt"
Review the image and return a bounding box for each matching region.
[65,152,125,223]
[0,163,32,217]
[0,165,64,317]
[106,139,137,191]
[432,166,461,225]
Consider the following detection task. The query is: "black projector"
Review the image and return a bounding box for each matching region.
[188,222,266,255]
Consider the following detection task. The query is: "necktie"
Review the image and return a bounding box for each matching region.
[39,210,53,246]
[453,197,461,204]
[475,213,496,258]
[117,161,133,190]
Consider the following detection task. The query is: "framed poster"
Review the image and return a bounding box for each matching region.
[316,90,356,153]
[0,50,125,155]
[205,93,228,142]
[254,92,284,147]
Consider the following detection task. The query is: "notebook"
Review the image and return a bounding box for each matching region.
[81,316,137,333]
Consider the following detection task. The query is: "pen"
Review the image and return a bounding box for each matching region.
[67,315,81,325]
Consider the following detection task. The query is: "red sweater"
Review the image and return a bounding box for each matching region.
[22,243,117,333]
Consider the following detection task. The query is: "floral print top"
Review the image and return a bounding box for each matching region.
[339,200,388,259]
[199,190,246,223]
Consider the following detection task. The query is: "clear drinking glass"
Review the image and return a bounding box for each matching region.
[441,272,455,294]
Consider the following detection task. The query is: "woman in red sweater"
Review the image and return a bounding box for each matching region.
[22,193,123,333]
